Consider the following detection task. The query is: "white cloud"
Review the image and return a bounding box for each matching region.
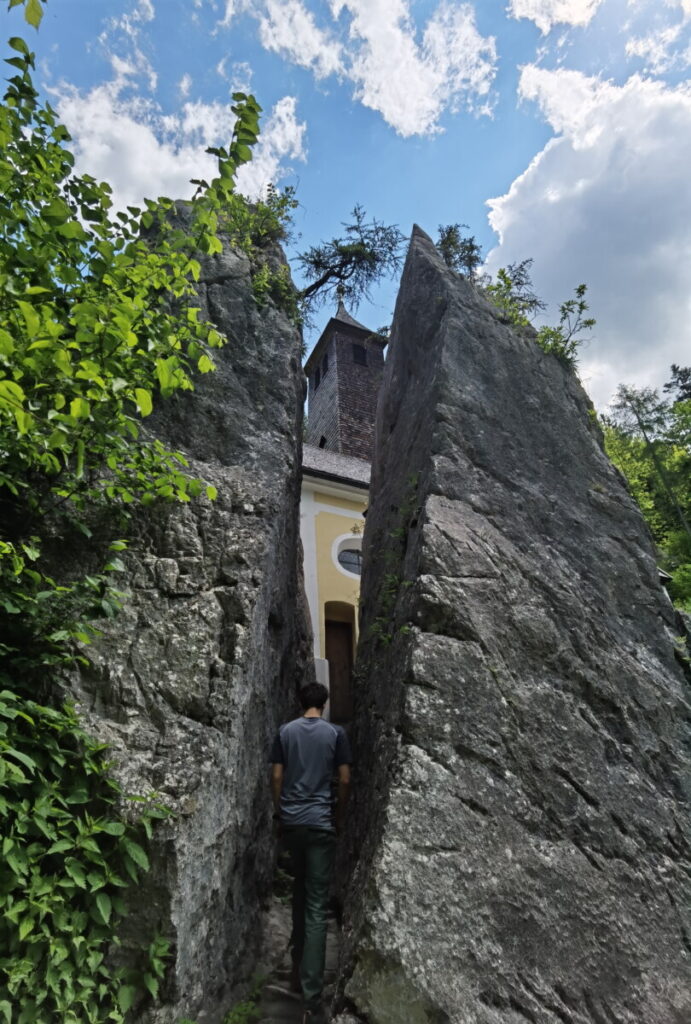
[485,67,691,407]
[193,0,496,136]
[331,0,496,135]
[666,0,691,18]
[625,24,688,73]
[219,1,235,27]
[51,65,306,210]
[508,0,604,34]
[135,0,155,21]
[98,4,158,92]
[229,61,254,92]
[217,0,253,28]
[625,2,691,72]
[259,0,344,78]
[178,73,192,98]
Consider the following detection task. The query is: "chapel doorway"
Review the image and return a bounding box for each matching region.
[324,601,355,724]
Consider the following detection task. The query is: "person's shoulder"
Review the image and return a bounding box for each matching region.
[315,718,342,737]
[279,716,302,735]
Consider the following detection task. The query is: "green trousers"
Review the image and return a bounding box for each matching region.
[282,825,336,1010]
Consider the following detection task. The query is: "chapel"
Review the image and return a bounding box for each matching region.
[300,302,385,723]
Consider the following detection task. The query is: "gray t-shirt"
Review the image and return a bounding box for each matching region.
[270,716,352,828]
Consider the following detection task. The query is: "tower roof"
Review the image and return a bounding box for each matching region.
[304,300,383,374]
[332,300,370,332]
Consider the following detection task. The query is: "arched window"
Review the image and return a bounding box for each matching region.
[333,534,363,579]
[337,548,362,575]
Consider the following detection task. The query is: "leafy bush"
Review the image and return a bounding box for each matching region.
[0,691,167,1022]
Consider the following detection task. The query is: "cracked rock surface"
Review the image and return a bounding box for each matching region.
[63,222,310,1023]
[341,227,691,1024]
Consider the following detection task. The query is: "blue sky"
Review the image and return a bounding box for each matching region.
[2,0,690,407]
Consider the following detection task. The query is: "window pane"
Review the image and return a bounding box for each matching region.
[352,344,367,365]
[338,548,362,575]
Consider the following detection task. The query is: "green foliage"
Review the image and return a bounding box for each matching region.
[436,223,483,282]
[0,21,288,1021]
[223,997,260,1024]
[459,247,594,367]
[605,377,691,610]
[484,259,545,326]
[0,688,169,1022]
[0,40,256,526]
[297,205,405,313]
[222,975,265,1024]
[663,364,691,402]
[534,284,595,366]
[8,0,46,30]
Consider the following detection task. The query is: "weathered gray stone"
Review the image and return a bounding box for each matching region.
[341,227,691,1024]
[63,223,311,1023]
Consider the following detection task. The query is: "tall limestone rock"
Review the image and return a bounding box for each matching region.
[342,227,690,1024]
[63,220,310,1023]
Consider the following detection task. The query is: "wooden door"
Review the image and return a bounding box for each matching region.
[325,620,353,724]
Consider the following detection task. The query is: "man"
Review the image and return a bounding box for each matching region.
[270,682,352,1024]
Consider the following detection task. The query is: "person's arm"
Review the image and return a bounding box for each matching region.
[335,763,351,834]
[271,763,284,814]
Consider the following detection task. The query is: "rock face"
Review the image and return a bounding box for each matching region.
[342,227,691,1024]
[64,223,310,1023]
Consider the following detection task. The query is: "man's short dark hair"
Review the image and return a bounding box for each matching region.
[299,682,329,711]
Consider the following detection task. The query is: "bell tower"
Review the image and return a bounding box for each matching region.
[304,300,385,462]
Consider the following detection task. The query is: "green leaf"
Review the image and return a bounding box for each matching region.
[25,0,43,28]
[0,998,12,1023]
[117,985,137,1013]
[0,380,26,410]
[16,300,40,339]
[64,859,87,889]
[46,838,72,855]
[75,438,85,479]
[5,747,37,772]
[9,36,30,54]
[143,973,159,999]
[206,484,218,501]
[123,839,150,871]
[95,891,111,925]
[0,329,15,355]
[155,356,175,393]
[13,408,33,435]
[69,397,91,419]
[197,354,214,373]
[98,820,125,836]
[56,221,87,240]
[232,143,253,164]
[134,387,153,416]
